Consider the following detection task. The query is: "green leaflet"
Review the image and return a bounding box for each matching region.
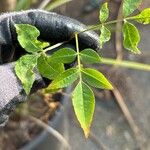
[49,48,77,63]
[15,54,38,94]
[80,49,101,64]
[134,8,150,24]
[15,24,49,53]
[123,0,142,17]
[99,25,111,48]
[72,82,95,138]
[99,2,109,23]
[37,54,64,80]
[47,68,79,90]
[82,68,113,90]
[123,21,141,54]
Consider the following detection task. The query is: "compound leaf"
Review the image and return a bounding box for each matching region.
[80,49,101,64]
[99,25,111,48]
[72,82,95,138]
[82,68,113,90]
[123,21,141,54]
[47,68,79,90]
[123,0,142,17]
[99,2,109,23]
[15,24,49,53]
[134,8,150,24]
[37,54,64,80]
[49,48,77,63]
[15,54,38,94]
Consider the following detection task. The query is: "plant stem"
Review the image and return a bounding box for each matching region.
[101,58,150,71]
[76,19,122,34]
[43,16,150,54]
[75,33,82,80]
[112,87,145,149]
[115,1,123,61]
[76,16,150,35]
[28,116,70,149]
[43,42,66,53]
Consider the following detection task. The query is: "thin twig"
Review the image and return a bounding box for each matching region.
[112,86,146,149]
[38,0,52,9]
[115,1,123,61]
[28,115,70,149]
[89,131,108,150]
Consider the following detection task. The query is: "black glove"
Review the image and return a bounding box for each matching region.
[0,9,99,126]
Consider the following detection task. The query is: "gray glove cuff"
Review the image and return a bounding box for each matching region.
[0,63,45,126]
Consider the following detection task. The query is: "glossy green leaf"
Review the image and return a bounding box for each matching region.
[82,68,113,90]
[37,54,64,80]
[134,8,150,24]
[47,68,79,90]
[99,25,111,48]
[99,2,109,23]
[15,54,38,94]
[123,21,141,54]
[49,48,77,63]
[80,49,101,64]
[15,24,49,53]
[123,0,142,17]
[72,82,95,138]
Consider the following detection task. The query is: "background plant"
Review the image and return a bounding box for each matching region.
[15,0,150,137]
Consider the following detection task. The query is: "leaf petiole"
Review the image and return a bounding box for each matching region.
[43,42,66,53]
[75,33,82,80]
[101,57,150,71]
[76,16,150,35]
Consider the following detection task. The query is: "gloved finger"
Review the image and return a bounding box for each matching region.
[0,10,99,63]
[0,63,45,126]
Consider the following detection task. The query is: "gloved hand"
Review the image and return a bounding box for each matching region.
[0,9,99,126]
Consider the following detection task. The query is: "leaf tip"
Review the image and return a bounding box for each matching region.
[14,24,20,32]
[103,77,113,90]
[132,48,141,55]
[107,82,113,90]
[24,87,30,95]
[109,84,114,90]
[83,127,90,138]
[136,50,141,55]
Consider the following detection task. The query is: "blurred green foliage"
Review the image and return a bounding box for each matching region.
[16,0,33,10]
[45,0,72,11]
